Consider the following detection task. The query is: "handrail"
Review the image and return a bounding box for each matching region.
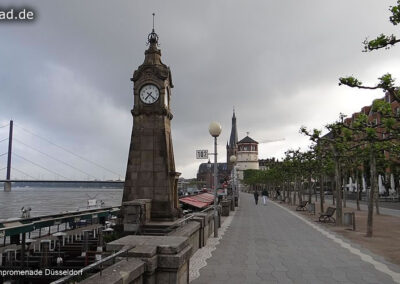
[51,246,134,284]
[200,206,213,213]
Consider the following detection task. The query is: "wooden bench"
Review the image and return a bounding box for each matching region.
[319,207,336,223]
[296,201,308,211]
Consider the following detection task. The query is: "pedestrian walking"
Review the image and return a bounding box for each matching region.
[262,189,268,205]
[253,190,259,205]
[276,189,281,201]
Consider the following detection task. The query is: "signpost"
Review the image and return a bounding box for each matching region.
[196,150,208,159]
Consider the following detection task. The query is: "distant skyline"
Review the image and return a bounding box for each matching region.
[1,0,399,179]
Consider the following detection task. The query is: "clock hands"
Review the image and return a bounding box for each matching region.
[145,91,156,102]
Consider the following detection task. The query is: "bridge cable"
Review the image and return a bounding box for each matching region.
[13,138,99,180]
[14,123,122,177]
[11,167,36,179]
[13,152,69,180]
[0,138,8,143]
[0,124,9,129]
[0,152,8,157]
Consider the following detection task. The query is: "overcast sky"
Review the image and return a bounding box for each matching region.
[1,0,399,179]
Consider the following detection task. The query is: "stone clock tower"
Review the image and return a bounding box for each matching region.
[122,26,180,221]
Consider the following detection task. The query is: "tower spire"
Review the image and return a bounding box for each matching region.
[147,12,159,45]
[229,109,238,147]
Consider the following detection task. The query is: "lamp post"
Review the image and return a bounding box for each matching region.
[209,122,222,238]
[230,155,237,204]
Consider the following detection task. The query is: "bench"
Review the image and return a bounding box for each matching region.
[319,207,336,223]
[296,201,308,211]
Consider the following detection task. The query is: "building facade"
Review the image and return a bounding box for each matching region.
[196,161,229,189]
[236,136,259,180]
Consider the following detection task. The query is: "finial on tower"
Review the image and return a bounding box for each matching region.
[147,13,159,45]
[246,131,250,136]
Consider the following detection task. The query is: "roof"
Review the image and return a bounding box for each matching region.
[179,193,214,209]
[238,136,258,144]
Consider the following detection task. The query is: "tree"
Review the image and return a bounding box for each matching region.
[301,117,353,226]
[339,1,400,236]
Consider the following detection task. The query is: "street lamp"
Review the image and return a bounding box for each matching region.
[209,122,222,238]
[230,155,237,205]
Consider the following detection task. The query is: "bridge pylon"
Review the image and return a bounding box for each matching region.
[4,120,13,192]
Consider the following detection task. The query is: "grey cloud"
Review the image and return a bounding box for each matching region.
[0,0,399,178]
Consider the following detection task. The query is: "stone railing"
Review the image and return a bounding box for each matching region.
[77,204,236,284]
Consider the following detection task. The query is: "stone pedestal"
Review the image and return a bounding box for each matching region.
[122,199,152,233]
[107,235,192,284]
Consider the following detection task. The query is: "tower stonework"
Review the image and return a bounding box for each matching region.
[122,28,180,221]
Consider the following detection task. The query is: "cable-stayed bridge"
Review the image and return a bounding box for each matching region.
[0,120,124,191]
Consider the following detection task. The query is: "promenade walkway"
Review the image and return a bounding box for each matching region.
[191,192,400,284]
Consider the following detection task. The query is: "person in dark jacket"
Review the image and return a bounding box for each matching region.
[262,189,269,205]
[253,190,259,205]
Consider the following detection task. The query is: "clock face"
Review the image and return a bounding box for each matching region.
[140,84,159,104]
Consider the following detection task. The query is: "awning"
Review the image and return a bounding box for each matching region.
[179,193,215,209]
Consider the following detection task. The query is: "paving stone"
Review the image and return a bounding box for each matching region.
[191,193,399,284]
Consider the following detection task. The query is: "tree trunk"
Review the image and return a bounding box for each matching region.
[374,174,381,215]
[320,174,325,214]
[367,149,376,237]
[298,179,302,203]
[343,177,347,208]
[331,176,335,205]
[356,171,361,211]
[293,176,297,205]
[375,185,380,215]
[308,175,312,204]
[334,155,343,226]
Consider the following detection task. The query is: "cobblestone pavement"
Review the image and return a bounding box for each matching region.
[192,192,400,284]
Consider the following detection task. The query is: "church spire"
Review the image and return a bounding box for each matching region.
[229,108,238,148]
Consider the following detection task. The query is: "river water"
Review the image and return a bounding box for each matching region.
[0,187,123,221]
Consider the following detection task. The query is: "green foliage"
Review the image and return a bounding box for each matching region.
[353,113,368,127]
[389,1,400,25]
[383,117,397,129]
[372,99,392,115]
[378,73,395,89]
[339,76,362,87]
[363,34,398,51]
[242,169,262,186]
[365,127,377,139]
